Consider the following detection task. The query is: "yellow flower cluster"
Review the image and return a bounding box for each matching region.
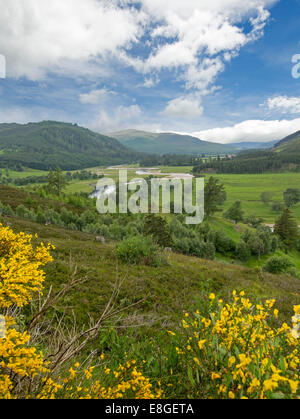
[176,291,300,399]
[0,224,160,400]
[37,361,162,399]
[0,224,53,399]
[0,224,53,308]
[0,326,48,399]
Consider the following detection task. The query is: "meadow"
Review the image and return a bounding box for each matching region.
[5,167,300,224]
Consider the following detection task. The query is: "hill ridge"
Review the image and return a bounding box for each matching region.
[110,129,238,155]
[0,121,140,170]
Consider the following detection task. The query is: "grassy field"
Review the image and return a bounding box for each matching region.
[215,173,300,223]
[5,167,300,223]
[3,168,48,178]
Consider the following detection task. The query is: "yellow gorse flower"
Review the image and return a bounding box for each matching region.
[0,224,161,400]
[174,291,300,399]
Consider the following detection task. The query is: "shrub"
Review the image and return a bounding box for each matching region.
[116,235,162,266]
[263,256,295,274]
[190,238,215,260]
[173,237,191,255]
[244,215,264,228]
[235,240,251,262]
[271,202,284,212]
[213,231,235,254]
[170,291,300,399]
[0,224,161,399]
[1,204,14,217]
[16,204,27,218]
[36,209,46,224]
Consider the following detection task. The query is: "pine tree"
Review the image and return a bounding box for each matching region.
[47,167,68,196]
[143,214,173,248]
[224,201,244,224]
[204,177,227,217]
[274,208,299,253]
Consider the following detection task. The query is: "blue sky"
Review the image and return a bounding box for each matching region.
[0,0,299,143]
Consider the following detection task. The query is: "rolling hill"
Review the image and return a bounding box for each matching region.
[192,129,300,174]
[0,121,140,170]
[273,130,300,153]
[110,129,238,155]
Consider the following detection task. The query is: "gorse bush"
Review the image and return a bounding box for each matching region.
[116,235,163,266]
[170,291,300,399]
[0,224,161,399]
[0,224,53,397]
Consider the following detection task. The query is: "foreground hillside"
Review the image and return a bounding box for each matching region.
[0,121,140,170]
[111,129,237,155]
[3,215,300,328]
[1,210,300,399]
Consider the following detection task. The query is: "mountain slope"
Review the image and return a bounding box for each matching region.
[110,129,238,155]
[192,130,300,174]
[232,140,279,150]
[0,121,140,170]
[274,130,300,153]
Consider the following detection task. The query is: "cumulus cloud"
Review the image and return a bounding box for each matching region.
[0,0,144,80]
[135,0,276,93]
[190,119,300,144]
[79,88,115,104]
[266,96,300,114]
[164,97,203,118]
[0,0,280,125]
[91,104,142,133]
[0,0,276,91]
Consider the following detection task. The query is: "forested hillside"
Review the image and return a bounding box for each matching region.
[193,131,300,174]
[0,121,140,170]
[111,129,237,155]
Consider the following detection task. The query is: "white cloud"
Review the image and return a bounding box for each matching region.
[79,88,115,104]
[266,96,300,114]
[135,0,276,93]
[164,97,203,118]
[190,119,300,144]
[0,0,276,92]
[91,104,142,132]
[143,76,160,88]
[0,0,144,80]
[0,0,280,125]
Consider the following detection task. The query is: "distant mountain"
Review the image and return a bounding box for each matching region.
[192,129,300,174]
[110,129,238,155]
[230,140,279,150]
[0,121,140,170]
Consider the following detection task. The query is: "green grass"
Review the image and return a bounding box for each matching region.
[158,166,193,173]
[2,215,300,330]
[3,168,48,179]
[209,217,249,242]
[6,167,300,224]
[65,179,98,194]
[200,173,300,223]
